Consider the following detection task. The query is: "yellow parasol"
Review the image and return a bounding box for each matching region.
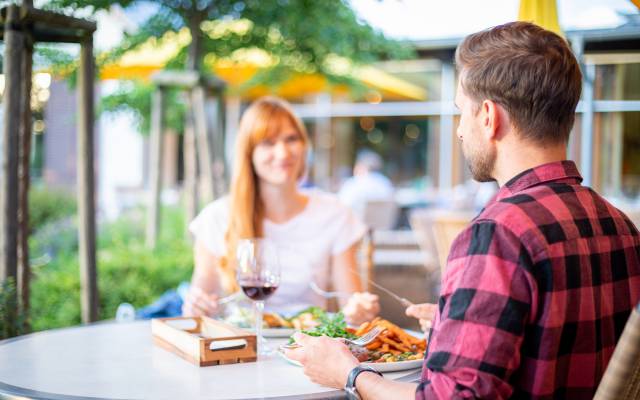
[99,28,427,101]
[518,0,563,36]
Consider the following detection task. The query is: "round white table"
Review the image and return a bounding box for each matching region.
[0,321,422,399]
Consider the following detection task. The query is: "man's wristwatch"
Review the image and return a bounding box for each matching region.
[344,365,383,400]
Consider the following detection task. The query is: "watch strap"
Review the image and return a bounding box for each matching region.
[344,365,383,400]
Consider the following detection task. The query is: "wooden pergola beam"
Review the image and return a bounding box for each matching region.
[17,20,34,326]
[0,4,96,33]
[145,70,226,246]
[146,89,165,249]
[151,70,224,91]
[0,2,99,329]
[77,34,99,323]
[1,5,23,284]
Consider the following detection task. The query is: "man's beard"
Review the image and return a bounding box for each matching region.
[463,141,496,182]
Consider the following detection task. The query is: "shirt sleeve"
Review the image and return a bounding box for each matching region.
[416,220,535,400]
[331,204,368,255]
[188,200,228,257]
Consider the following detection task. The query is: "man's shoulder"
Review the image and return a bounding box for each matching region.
[478,181,639,247]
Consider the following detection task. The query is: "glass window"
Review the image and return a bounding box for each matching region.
[594,111,640,198]
[595,63,640,101]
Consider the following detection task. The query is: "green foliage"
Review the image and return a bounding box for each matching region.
[0,278,27,340]
[29,206,193,331]
[99,81,186,135]
[28,186,77,232]
[41,0,414,134]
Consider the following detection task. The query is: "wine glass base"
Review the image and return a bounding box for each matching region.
[256,335,274,356]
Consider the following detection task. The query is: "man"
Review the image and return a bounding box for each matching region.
[338,149,395,217]
[285,21,640,399]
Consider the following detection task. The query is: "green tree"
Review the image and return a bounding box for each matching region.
[42,0,413,133]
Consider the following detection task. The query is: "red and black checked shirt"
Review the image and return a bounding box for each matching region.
[417,160,640,399]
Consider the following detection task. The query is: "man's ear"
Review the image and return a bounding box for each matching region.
[481,99,500,140]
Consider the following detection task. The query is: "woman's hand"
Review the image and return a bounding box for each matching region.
[405,303,438,332]
[182,286,220,317]
[342,292,380,326]
[284,332,359,388]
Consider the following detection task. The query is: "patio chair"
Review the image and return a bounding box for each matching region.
[359,199,399,231]
[594,302,640,400]
[410,209,473,276]
[408,209,440,275]
[356,199,397,292]
[431,211,473,275]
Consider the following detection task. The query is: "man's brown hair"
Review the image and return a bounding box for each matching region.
[455,21,582,144]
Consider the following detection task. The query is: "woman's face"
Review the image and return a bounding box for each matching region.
[251,119,305,187]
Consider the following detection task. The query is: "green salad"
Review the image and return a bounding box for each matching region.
[288,309,356,343]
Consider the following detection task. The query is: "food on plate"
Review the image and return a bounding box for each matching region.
[225,306,325,330]
[290,315,427,363]
[264,306,325,330]
[263,312,292,328]
[357,318,427,363]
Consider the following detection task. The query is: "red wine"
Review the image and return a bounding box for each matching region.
[240,282,278,301]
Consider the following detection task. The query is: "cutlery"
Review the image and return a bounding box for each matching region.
[365,279,414,308]
[310,278,414,308]
[217,291,243,305]
[309,281,352,299]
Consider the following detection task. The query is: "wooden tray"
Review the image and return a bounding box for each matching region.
[152,316,257,366]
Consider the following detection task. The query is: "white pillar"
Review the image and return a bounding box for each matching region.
[438,62,455,190]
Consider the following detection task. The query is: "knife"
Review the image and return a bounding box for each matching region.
[366,279,414,308]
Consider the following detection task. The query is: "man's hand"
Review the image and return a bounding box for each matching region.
[342,292,380,326]
[405,303,437,332]
[284,332,360,388]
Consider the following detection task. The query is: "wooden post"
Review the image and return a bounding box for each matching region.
[210,93,226,197]
[224,95,241,180]
[17,28,34,326]
[146,88,165,249]
[77,34,98,323]
[192,86,215,203]
[1,5,23,286]
[183,95,198,235]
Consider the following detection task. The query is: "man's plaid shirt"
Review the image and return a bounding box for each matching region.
[417,161,640,399]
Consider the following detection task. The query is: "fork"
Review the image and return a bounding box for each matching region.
[309,281,351,299]
[281,326,384,349]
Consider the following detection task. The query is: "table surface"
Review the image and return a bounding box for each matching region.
[0,321,422,400]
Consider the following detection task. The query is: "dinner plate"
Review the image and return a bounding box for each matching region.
[262,327,296,338]
[277,349,423,372]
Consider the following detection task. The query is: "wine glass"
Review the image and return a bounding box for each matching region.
[236,238,281,356]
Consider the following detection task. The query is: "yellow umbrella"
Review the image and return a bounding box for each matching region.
[518,0,562,36]
[100,28,427,101]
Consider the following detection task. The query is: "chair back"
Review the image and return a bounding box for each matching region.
[431,211,473,275]
[594,303,640,400]
[357,229,375,292]
[361,200,399,231]
[409,209,440,274]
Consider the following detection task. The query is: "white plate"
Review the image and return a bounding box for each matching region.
[262,327,296,338]
[277,350,423,373]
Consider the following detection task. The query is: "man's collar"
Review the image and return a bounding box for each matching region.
[494,160,583,201]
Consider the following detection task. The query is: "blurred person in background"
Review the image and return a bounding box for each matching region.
[183,96,379,325]
[338,149,395,216]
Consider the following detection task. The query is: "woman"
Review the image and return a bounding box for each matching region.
[183,96,379,325]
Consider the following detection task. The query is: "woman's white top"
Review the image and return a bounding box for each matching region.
[189,190,367,315]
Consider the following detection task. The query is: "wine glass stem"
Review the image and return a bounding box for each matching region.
[255,300,264,353]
